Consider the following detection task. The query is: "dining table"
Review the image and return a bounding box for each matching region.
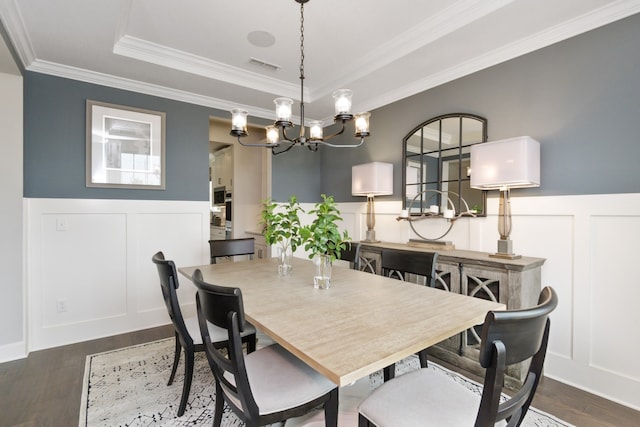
[179,256,505,387]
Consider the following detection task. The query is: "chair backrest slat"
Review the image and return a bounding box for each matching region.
[479,287,556,367]
[338,242,360,270]
[209,238,255,264]
[151,251,192,346]
[381,248,438,287]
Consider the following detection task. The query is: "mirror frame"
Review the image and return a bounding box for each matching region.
[402,113,488,217]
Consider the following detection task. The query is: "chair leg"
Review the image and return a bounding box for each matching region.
[168,333,181,386]
[177,347,194,417]
[383,364,395,382]
[324,388,339,427]
[213,381,224,427]
[418,349,429,368]
[245,332,257,353]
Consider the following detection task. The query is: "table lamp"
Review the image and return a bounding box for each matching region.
[352,162,393,243]
[470,136,540,259]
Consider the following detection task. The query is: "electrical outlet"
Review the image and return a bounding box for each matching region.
[56,218,68,231]
[57,298,68,313]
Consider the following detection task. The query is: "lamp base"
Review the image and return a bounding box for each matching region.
[362,229,380,243]
[488,238,522,259]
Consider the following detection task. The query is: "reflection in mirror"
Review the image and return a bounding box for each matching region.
[403,114,487,216]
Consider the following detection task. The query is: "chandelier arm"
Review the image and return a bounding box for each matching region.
[280,126,298,143]
[272,142,296,155]
[316,137,365,148]
[319,120,347,141]
[235,135,279,148]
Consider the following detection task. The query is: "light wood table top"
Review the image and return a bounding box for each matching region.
[180,257,504,386]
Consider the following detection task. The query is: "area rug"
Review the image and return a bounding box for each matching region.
[79,338,573,426]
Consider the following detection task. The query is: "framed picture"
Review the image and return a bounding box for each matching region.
[86,100,166,189]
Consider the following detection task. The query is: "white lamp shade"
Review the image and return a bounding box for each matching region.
[352,162,393,196]
[470,136,540,189]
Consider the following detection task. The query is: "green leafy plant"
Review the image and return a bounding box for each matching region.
[260,196,304,253]
[300,194,351,262]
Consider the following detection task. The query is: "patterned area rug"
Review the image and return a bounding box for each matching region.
[79,338,573,426]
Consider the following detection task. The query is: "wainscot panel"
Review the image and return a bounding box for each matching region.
[26,198,210,351]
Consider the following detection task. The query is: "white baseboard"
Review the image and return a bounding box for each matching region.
[0,340,27,363]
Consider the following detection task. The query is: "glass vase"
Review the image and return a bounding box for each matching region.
[278,244,293,276]
[313,254,332,289]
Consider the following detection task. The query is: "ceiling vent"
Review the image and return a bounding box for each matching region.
[249,57,280,72]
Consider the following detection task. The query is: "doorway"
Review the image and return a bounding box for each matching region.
[208,117,271,240]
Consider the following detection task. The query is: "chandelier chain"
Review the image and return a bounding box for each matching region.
[299,2,305,82]
[298,1,305,135]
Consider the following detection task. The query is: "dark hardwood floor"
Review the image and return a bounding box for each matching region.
[1,325,638,426]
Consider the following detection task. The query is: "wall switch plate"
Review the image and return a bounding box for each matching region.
[57,298,68,313]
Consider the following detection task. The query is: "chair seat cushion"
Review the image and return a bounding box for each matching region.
[225,344,336,415]
[359,368,506,427]
[184,315,256,345]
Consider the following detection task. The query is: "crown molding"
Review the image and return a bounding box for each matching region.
[6,0,640,123]
[312,0,514,99]
[357,0,640,114]
[26,59,276,121]
[0,0,35,67]
[113,35,307,101]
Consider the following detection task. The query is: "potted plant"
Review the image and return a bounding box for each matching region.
[300,194,351,289]
[260,196,303,275]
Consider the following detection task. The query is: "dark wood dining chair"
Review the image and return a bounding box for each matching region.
[193,269,339,427]
[380,248,439,380]
[338,242,361,270]
[381,248,439,287]
[209,237,255,264]
[151,251,256,417]
[359,286,558,427]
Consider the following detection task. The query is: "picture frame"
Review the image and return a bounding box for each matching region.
[86,100,166,189]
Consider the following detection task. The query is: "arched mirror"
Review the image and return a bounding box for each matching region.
[402,113,487,216]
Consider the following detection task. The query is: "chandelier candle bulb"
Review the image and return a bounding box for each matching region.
[429,205,439,214]
[266,125,279,144]
[309,121,323,139]
[354,112,371,135]
[274,97,293,122]
[400,209,409,218]
[444,209,455,219]
[231,109,248,132]
[333,89,353,115]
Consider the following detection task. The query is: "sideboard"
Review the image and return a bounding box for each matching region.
[357,241,546,387]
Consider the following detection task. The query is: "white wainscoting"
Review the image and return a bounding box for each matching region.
[337,193,640,411]
[23,194,640,410]
[26,198,211,351]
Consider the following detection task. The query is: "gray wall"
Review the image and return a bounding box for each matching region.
[23,13,640,204]
[24,72,224,201]
[23,72,321,204]
[309,13,640,202]
[271,145,322,203]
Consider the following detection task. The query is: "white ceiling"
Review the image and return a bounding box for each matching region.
[2,0,639,125]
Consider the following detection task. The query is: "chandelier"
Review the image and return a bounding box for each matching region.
[229,0,371,155]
